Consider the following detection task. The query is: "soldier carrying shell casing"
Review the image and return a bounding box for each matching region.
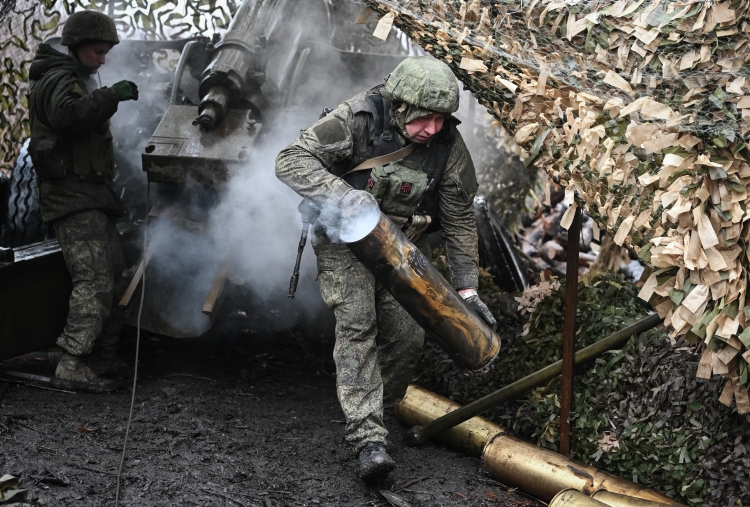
[276,57,496,481]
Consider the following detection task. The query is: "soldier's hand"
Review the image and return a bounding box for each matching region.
[111,80,139,101]
[461,290,497,331]
[298,198,321,224]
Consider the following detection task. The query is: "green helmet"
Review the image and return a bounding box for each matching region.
[382,57,459,119]
[61,10,120,47]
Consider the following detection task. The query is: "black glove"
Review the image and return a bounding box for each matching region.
[111,80,139,101]
[463,292,497,331]
[298,198,321,224]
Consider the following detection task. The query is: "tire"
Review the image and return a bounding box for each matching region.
[0,171,8,247]
[1,139,50,248]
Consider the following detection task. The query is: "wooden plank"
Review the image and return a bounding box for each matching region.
[202,258,231,316]
[118,249,153,307]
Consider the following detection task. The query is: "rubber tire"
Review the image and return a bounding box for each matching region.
[1,139,50,248]
[0,171,8,243]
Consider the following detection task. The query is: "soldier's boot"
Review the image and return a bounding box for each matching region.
[88,346,130,377]
[51,353,119,393]
[358,442,395,480]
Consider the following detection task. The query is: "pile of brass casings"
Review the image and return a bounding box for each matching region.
[346,212,500,370]
[394,386,682,505]
[484,435,677,503]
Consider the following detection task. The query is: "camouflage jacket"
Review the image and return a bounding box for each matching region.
[276,90,480,290]
[28,44,125,224]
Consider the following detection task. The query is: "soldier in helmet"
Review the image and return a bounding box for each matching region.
[27,10,139,392]
[276,57,496,480]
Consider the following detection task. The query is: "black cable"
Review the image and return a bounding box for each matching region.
[114,181,149,506]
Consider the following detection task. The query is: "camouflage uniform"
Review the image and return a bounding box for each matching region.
[28,43,127,359]
[276,58,479,452]
[316,238,432,447]
[52,210,127,357]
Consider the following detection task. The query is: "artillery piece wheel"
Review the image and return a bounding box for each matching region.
[1,139,49,248]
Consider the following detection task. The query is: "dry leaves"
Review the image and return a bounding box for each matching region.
[597,431,621,452]
[515,278,561,336]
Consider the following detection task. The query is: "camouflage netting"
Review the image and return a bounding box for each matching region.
[0,0,241,179]
[415,270,750,506]
[365,0,750,413]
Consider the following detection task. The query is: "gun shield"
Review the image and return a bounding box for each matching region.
[345,210,500,370]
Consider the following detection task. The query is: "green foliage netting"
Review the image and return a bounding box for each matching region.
[414,271,749,506]
[0,0,240,177]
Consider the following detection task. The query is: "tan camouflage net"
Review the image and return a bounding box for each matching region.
[0,1,59,178]
[364,0,750,412]
[0,0,239,178]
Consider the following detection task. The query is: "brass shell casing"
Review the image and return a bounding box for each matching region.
[394,386,681,505]
[550,489,609,507]
[591,490,682,507]
[393,385,504,456]
[482,435,678,504]
[347,212,501,370]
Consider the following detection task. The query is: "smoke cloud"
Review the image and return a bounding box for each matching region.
[97,1,420,337]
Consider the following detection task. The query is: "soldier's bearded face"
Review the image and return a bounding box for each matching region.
[405,113,445,143]
[76,42,111,74]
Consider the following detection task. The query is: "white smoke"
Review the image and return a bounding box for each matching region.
[338,196,381,243]
[205,116,323,319]
[98,1,431,336]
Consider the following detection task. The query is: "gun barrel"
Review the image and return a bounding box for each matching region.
[198,0,289,128]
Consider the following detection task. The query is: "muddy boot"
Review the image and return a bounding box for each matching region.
[51,353,119,393]
[358,442,395,480]
[89,329,129,377]
[88,349,130,377]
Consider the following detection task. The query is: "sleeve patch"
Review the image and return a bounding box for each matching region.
[459,157,478,196]
[311,117,347,146]
[73,82,86,97]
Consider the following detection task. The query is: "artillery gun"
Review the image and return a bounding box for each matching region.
[0,0,525,362]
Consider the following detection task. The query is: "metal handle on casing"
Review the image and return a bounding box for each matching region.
[404,313,662,446]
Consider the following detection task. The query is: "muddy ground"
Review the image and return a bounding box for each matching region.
[0,326,542,507]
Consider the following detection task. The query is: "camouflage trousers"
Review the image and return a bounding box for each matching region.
[315,238,430,452]
[53,210,127,357]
